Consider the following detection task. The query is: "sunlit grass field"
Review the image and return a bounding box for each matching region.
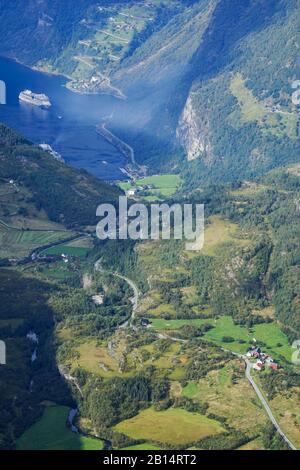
[119,174,181,200]
[114,407,225,446]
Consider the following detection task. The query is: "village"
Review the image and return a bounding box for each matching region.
[247,344,279,372]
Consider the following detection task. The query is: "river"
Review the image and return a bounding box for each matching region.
[0,56,127,181]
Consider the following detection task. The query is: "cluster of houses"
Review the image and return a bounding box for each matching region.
[247,345,279,371]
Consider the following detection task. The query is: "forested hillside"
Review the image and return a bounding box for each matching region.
[0,125,120,230]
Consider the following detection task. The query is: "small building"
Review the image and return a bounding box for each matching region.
[269,362,279,370]
[253,361,264,371]
[126,188,136,197]
[247,347,261,358]
[141,318,151,328]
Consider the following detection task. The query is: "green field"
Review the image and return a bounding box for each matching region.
[148,314,293,363]
[40,261,75,280]
[114,407,225,446]
[229,73,299,140]
[201,316,292,361]
[252,323,292,361]
[119,174,181,200]
[16,406,104,450]
[42,245,90,258]
[150,318,211,330]
[182,382,199,399]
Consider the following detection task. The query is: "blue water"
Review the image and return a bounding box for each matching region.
[0,56,127,180]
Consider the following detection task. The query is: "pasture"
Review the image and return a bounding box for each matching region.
[182,364,269,437]
[16,406,103,450]
[229,73,298,140]
[119,174,181,200]
[114,407,225,446]
[42,244,90,259]
[150,318,211,330]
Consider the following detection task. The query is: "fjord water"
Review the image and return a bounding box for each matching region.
[0,56,127,180]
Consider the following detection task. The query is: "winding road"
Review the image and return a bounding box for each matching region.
[115,273,139,328]
[94,259,139,328]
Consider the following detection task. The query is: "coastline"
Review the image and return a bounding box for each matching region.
[65,80,126,101]
[3,54,126,101]
[8,56,69,81]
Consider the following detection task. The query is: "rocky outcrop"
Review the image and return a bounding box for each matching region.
[177,94,213,163]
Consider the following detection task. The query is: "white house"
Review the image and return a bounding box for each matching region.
[126,188,136,197]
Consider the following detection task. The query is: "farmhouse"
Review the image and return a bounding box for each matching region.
[246,347,261,358]
[247,345,279,372]
[253,361,264,371]
[126,188,136,197]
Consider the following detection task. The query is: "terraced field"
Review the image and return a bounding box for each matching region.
[48,1,182,82]
[0,221,71,258]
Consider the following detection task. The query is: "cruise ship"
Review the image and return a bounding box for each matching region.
[19,89,51,108]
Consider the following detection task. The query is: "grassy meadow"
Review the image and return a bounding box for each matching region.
[16,406,103,451]
[119,174,181,200]
[114,407,225,446]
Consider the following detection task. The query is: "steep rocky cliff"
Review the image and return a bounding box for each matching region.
[177,94,213,164]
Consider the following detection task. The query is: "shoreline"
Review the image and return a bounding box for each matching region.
[2,54,126,101]
[65,80,126,101]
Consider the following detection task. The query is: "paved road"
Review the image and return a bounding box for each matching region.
[222,348,297,450]
[244,358,296,450]
[114,273,139,328]
[94,259,139,328]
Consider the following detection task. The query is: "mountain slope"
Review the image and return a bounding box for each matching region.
[0,124,120,230]
[177,0,300,183]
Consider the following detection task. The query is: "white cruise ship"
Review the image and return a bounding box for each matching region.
[19,89,51,108]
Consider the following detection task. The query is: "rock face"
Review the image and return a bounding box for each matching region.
[177,95,212,163]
